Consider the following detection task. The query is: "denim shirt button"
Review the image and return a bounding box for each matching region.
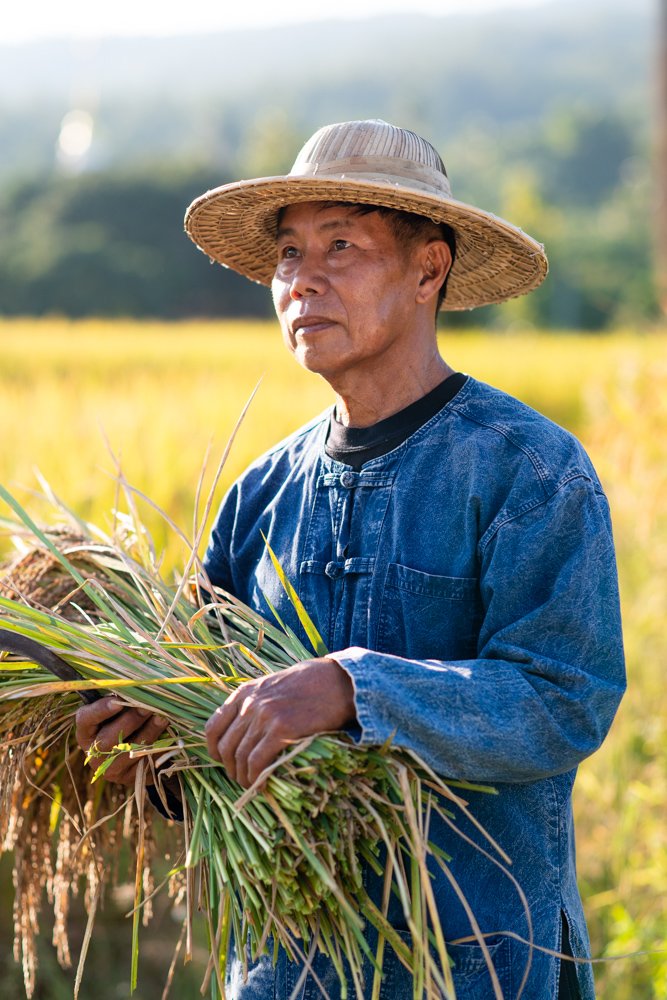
[325,561,341,579]
[340,471,355,488]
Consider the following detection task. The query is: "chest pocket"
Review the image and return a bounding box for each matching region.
[376,563,482,661]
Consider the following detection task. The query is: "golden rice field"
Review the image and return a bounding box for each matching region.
[0,317,665,998]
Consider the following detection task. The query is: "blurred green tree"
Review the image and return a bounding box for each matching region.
[0,169,273,318]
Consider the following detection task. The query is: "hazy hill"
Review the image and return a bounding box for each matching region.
[0,0,658,326]
[0,0,654,179]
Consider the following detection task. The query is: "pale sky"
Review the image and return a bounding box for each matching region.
[2,0,550,44]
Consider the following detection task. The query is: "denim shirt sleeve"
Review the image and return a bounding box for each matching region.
[333,476,626,784]
[202,482,238,592]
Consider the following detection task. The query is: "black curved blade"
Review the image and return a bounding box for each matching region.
[0,627,102,703]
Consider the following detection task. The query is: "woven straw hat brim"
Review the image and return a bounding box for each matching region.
[184,175,548,312]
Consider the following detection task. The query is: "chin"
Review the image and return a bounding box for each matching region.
[293,346,343,378]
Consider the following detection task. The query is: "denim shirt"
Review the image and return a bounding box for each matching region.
[203,376,625,1000]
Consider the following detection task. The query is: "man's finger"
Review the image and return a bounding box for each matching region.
[205,689,245,761]
[84,713,170,785]
[78,706,153,753]
[241,732,290,788]
[75,696,127,745]
[219,702,293,787]
[211,706,255,779]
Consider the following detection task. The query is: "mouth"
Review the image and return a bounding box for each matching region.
[292,316,336,336]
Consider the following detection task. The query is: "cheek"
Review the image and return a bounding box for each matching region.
[280,324,296,357]
[374,279,413,326]
[271,276,287,314]
[271,279,294,348]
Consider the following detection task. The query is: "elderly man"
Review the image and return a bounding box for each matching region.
[77,120,625,999]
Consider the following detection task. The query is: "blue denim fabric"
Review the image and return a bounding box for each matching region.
[203,376,625,1000]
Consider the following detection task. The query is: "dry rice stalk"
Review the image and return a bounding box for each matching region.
[0,534,165,998]
[0,482,523,1000]
[1,531,102,619]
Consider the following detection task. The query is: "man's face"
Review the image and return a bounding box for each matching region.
[271,202,434,384]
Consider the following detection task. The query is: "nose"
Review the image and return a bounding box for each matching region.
[287,256,328,300]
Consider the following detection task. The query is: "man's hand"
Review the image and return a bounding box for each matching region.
[205,657,356,788]
[76,697,169,785]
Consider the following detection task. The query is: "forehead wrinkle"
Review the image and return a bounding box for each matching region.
[276,207,364,241]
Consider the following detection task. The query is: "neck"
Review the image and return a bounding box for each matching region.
[332,353,453,428]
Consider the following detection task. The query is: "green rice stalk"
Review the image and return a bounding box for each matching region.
[0,476,522,1000]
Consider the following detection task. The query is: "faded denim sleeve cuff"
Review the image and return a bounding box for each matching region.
[331,647,387,745]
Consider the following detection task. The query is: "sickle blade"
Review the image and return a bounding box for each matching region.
[0,627,102,703]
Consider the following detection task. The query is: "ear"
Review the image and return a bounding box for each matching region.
[415,240,452,307]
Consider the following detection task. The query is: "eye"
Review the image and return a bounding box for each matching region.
[279,245,300,260]
[331,239,351,252]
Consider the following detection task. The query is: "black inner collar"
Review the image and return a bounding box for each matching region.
[325,372,467,470]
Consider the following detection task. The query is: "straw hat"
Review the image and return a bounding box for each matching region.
[184,119,548,311]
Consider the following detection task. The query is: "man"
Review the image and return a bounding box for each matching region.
[77,120,625,999]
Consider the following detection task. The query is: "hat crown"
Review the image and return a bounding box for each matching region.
[289,119,453,199]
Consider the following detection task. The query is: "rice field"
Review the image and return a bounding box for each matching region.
[0,317,665,998]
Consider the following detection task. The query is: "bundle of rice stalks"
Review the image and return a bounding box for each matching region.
[0,477,518,1000]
